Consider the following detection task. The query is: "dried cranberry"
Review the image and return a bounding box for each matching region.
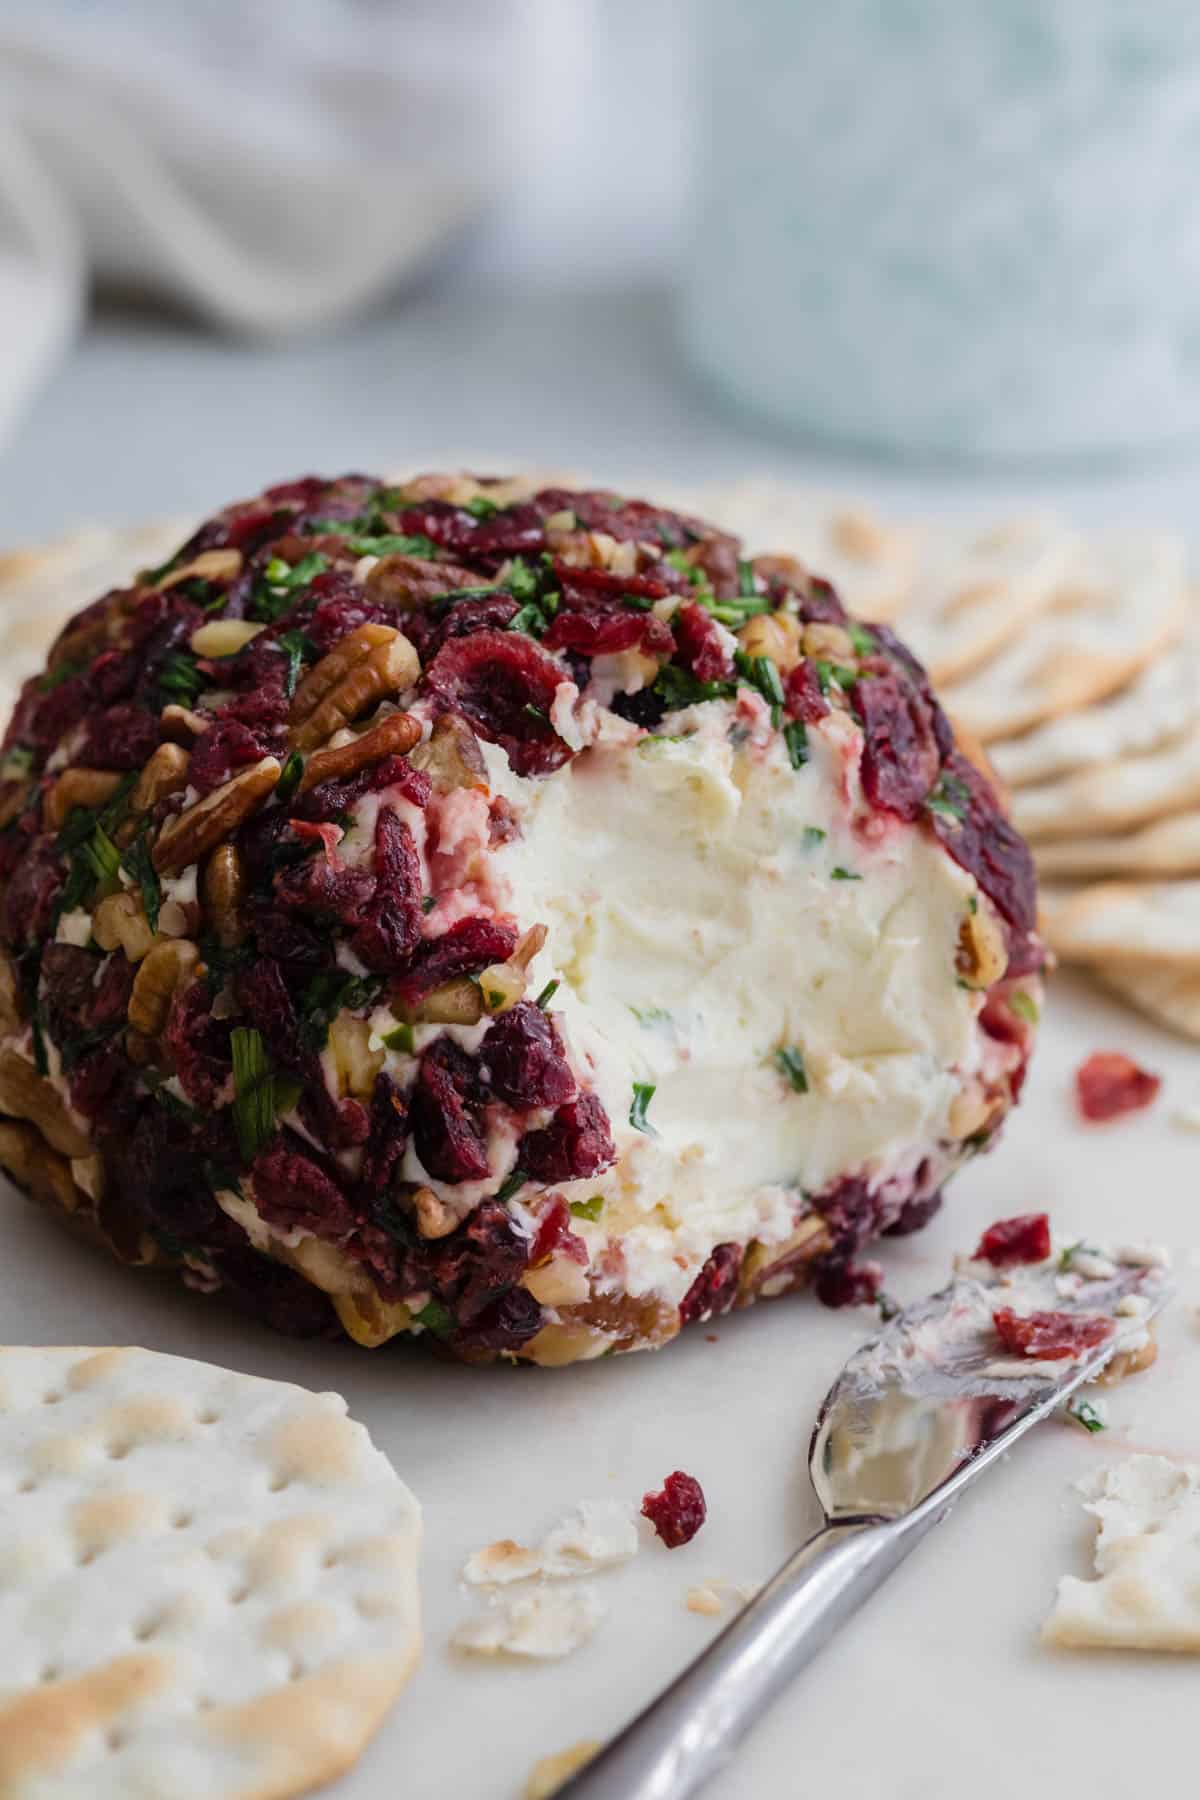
[526,1195,587,1267]
[397,500,546,561]
[351,808,423,972]
[215,1244,335,1337]
[455,1283,544,1351]
[305,591,391,654]
[423,629,571,777]
[641,1471,707,1547]
[679,1243,742,1325]
[274,848,376,926]
[783,660,829,724]
[992,1306,1114,1361]
[393,916,518,1006]
[1076,1052,1161,1123]
[672,601,735,682]
[974,1213,1051,1267]
[814,1257,883,1308]
[928,752,1038,943]
[76,704,161,771]
[426,1198,530,1323]
[0,842,62,947]
[536,488,702,550]
[544,607,649,656]
[883,1189,944,1237]
[39,943,102,1043]
[520,1092,615,1184]
[234,960,304,1075]
[411,1037,490,1184]
[164,981,233,1108]
[189,719,274,795]
[251,1145,355,1237]
[482,1002,575,1110]
[855,673,940,822]
[358,1074,409,1200]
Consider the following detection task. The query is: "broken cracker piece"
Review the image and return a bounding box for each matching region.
[451,1586,605,1660]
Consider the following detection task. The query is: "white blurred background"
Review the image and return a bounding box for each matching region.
[3,0,1200,538]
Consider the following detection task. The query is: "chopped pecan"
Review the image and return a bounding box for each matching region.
[956,905,1008,990]
[290,632,420,753]
[44,768,125,832]
[291,623,402,725]
[202,844,246,948]
[153,757,280,875]
[160,704,209,743]
[93,892,156,962]
[127,938,200,1036]
[297,710,422,794]
[0,1119,83,1217]
[737,612,801,673]
[0,1049,91,1157]
[408,713,487,791]
[365,553,480,609]
[130,741,191,814]
[0,951,21,1034]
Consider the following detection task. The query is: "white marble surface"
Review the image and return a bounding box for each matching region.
[2,291,1200,1800]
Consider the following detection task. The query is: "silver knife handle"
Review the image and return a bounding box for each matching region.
[560,1507,943,1800]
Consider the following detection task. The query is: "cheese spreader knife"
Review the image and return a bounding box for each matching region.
[562,1254,1171,1800]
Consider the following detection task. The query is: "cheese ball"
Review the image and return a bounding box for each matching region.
[0,474,1042,1364]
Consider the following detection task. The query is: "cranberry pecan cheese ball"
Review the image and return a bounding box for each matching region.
[0,473,1042,1365]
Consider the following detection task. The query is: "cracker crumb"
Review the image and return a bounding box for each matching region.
[462,1538,542,1586]
[525,1740,602,1799]
[686,1583,724,1616]
[452,1585,605,1659]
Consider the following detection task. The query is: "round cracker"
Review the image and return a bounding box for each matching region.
[940,530,1188,743]
[1036,811,1200,880]
[1099,957,1200,1043]
[0,1346,420,1800]
[1046,878,1200,969]
[1012,721,1200,843]
[991,624,1200,790]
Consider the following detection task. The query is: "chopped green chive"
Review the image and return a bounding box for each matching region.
[783,719,809,771]
[297,970,384,1053]
[847,622,877,657]
[230,1026,295,1161]
[495,1166,527,1203]
[413,1299,454,1337]
[382,1022,416,1055]
[535,979,560,1010]
[831,866,861,881]
[83,824,121,885]
[629,1005,672,1027]
[926,773,971,824]
[775,1046,809,1093]
[250,552,329,622]
[119,834,161,934]
[37,658,88,693]
[803,825,827,847]
[275,629,315,698]
[1009,990,1040,1025]
[465,495,500,519]
[274,751,304,806]
[629,1081,657,1135]
[1068,1397,1107,1434]
[737,558,757,597]
[570,1195,605,1222]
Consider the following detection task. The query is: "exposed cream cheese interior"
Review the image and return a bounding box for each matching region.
[479,697,985,1301]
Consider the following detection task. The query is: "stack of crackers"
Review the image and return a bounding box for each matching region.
[1,486,1196,1040]
[686,478,1198,1043]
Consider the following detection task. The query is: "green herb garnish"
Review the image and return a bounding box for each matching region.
[382,1022,416,1054]
[414,1298,454,1337]
[783,719,809,771]
[1009,991,1040,1025]
[250,552,329,623]
[275,630,315,699]
[847,622,877,657]
[120,833,161,934]
[926,773,971,824]
[83,824,121,885]
[273,751,304,807]
[570,1195,605,1222]
[831,866,861,881]
[37,658,88,693]
[629,1081,657,1135]
[1068,1397,1107,1434]
[775,1045,809,1093]
[465,495,501,519]
[230,1026,297,1161]
[496,1166,528,1203]
[535,979,560,1010]
[157,651,206,705]
[814,659,859,694]
[298,969,384,1053]
[803,826,827,847]
[735,650,785,723]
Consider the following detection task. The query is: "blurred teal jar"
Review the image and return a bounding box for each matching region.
[682,1,1200,460]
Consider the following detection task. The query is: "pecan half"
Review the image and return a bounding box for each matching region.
[160,704,209,743]
[365,554,479,610]
[127,938,200,1036]
[44,768,125,832]
[202,844,246,947]
[93,891,156,962]
[956,905,1008,990]
[131,741,191,814]
[408,713,487,791]
[0,1049,91,1157]
[0,1119,83,1217]
[297,710,421,794]
[291,623,402,726]
[289,631,420,753]
[152,757,280,875]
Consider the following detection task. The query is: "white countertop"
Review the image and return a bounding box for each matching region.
[1,288,1199,1800]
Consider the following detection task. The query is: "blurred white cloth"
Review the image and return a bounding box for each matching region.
[0,0,526,446]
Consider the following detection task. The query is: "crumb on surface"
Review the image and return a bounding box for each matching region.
[525,1739,602,1799]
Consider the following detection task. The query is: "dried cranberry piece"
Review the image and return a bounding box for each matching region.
[305,591,392,654]
[482,1002,576,1110]
[642,1471,707,1547]
[76,704,161,771]
[215,1244,335,1337]
[673,601,734,682]
[544,608,649,656]
[679,1243,742,1325]
[251,1145,355,1237]
[974,1212,1051,1267]
[798,576,847,626]
[91,953,135,1029]
[426,1198,530,1323]
[13,673,92,756]
[40,943,102,1044]
[0,842,62,947]
[992,1306,1114,1362]
[814,1257,883,1308]
[535,488,702,550]
[247,903,331,967]
[783,660,829,725]
[273,849,376,927]
[293,755,430,827]
[553,566,670,603]
[393,916,518,1006]
[426,593,520,655]
[526,1194,587,1267]
[358,1074,409,1199]
[411,1037,490,1184]
[351,808,423,972]
[189,720,274,795]
[455,1283,544,1351]
[69,1041,138,1124]
[928,752,1039,943]
[855,673,940,822]
[520,1092,616,1184]
[398,500,546,560]
[423,629,571,777]
[234,960,304,1076]
[1075,1052,1161,1123]
[164,981,233,1108]
[89,646,138,705]
[882,1189,943,1237]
